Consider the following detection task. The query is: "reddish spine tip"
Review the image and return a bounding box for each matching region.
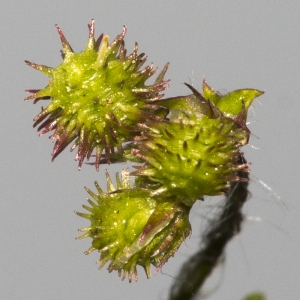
[24,94,37,101]
[25,60,40,70]
[55,24,74,53]
[25,89,40,93]
[121,26,127,38]
[88,19,95,38]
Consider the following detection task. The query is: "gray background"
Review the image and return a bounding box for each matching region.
[1,1,300,299]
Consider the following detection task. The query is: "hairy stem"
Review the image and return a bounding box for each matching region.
[168,156,249,300]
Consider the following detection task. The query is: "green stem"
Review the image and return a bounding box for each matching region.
[168,156,249,300]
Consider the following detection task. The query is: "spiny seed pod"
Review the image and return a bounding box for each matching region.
[25,20,169,170]
[75,169,191,282]
[132,115,248,206]
[132,83,263,206]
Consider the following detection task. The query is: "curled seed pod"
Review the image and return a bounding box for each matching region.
[75,169,191,282]
[25,20,169,170]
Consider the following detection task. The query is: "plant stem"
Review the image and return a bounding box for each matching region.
[168,156,249,300]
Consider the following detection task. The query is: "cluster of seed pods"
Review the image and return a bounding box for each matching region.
[25,20,263,281]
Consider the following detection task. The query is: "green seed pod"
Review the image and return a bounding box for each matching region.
[132,115,248,206]
[25,20,169,170]
[132,83,263,206]
[75,169,191,282]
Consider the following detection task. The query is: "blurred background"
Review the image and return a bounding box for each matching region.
[1,1,300,299]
